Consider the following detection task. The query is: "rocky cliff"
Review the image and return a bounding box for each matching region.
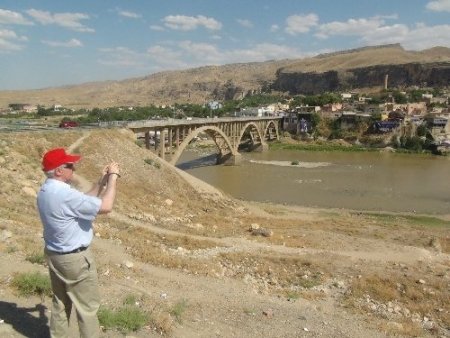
[272,62,450,95]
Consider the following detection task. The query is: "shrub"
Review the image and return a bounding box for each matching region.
[98,305,148,333]
[26,252,46,265]
[144,158,161,169]
[11,271,52,299]
[169,299,188,323]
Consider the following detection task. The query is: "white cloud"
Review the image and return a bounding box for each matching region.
[42,38,83,47]
[26,9,94,32]
[426,0,450,12]
[163,15,222,31]
[313,14,450,50]
[145,40,305,70]
[98,46,147,67]
[0,9,33,25]
[316,17,385,39]
[407,23,450,48]
[237,19,253,28]
[285,13,319,35]
[270,24,279,32]
[179,41,222,63]
[118,10,141,19]
[224,43,304,63]
[0,28,27,51]
[150,25,164,31]
[360,24,410,45]
[147,45,186,67]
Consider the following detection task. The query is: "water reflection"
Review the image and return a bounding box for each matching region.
[176,153,217,170]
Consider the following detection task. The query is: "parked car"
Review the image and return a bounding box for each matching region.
[59,120,79,128]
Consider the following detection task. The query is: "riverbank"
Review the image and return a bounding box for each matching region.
[269,136,441,155]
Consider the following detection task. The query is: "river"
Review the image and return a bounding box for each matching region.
[177,149,450,216]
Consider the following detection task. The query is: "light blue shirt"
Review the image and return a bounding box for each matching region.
[37,179,101,253]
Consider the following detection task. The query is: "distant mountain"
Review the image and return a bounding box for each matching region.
[0,44,449,109]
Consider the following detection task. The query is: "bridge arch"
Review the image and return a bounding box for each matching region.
[263,120,280,140]
[169,125,238,165]
[237,122,265,150]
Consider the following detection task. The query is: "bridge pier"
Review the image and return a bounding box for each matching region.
[251,142,269,152]
[217,152,242,165]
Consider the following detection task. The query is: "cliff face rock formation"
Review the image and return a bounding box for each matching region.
[0,44,449,109]
[272,62,450,95]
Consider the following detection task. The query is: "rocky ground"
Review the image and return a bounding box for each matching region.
[0,129,449,338]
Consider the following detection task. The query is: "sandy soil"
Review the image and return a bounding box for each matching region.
[0,129,449,338]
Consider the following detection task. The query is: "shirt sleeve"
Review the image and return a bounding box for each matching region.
[64,189,102,221]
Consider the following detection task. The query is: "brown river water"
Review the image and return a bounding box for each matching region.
[177,149,450,216]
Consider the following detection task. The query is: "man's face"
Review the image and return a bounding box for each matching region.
[58,163,75,182]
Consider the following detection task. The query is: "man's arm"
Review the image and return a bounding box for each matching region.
[86,176,107,197]
[98,162,120,214]
[86,165,109,197]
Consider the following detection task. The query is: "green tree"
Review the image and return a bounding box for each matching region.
[393,91,407,104]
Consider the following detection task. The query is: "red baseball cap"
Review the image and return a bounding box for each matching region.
[42,148,81,171]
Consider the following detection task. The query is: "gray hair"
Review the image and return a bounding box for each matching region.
[44,164,66,178]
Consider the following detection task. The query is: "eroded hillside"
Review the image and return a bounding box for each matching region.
[0,129,449,337]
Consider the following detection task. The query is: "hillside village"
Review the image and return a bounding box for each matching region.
[3,85,450,154]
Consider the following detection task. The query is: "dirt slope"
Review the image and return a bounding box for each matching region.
[0,129,449,337]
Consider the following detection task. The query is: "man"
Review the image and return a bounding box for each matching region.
[37,148,120,338]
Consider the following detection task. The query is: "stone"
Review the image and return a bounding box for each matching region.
[124,261,134,268]
[251,227,273,237]
[21,186,36,197]
[262,308,273,318]
[250,223,260,230]
[0,230,12,241]
[165,199,173,206]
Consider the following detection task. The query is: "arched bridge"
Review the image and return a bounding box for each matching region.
[127,116,282,165]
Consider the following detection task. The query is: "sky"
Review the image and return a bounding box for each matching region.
[0,0,449,91]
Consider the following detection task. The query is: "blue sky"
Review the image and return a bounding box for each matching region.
[0,0,449,90]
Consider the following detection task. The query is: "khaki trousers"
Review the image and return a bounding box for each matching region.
[45,247,100,338]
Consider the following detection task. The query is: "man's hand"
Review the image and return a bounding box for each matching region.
[107,161,120,176]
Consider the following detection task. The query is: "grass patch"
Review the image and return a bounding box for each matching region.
[25,252,46,265]
[269,141,372,152]
[6,245,17,253]
[291,160,299,165]
[243,307,256,316]
[353,212,450,229]
[169,299,188,323]
[144,158,161,169]
[11,271,52,300]
[403,215,450,228]
[123,294,138,306]
[98,305,148,333]
[285,291,300,301]
[347,272,450,330]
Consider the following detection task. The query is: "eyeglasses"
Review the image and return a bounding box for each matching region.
[63,163,75,171]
